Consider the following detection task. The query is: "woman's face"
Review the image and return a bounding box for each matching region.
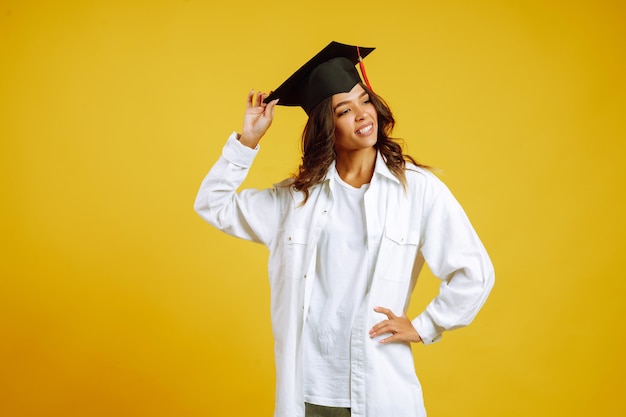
[331,83,378,154]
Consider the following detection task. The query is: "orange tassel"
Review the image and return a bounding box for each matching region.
[356,46,373,90]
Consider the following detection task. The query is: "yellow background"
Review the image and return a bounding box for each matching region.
[1,0,624,416]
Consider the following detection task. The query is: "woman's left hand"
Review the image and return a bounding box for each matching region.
[369,307,422,344]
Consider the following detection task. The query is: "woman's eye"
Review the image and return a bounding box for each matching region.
[338,108,350,116]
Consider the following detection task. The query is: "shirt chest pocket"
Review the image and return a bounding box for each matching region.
[384,227,420,246]
[379,226,421,283]
[275,228,310,281]
[286,228,308,245]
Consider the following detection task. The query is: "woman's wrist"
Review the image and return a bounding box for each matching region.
[237,132,259,149]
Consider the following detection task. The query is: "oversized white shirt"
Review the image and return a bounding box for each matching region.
[194,132,495,417]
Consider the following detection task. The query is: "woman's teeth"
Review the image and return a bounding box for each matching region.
[356,125,372,135]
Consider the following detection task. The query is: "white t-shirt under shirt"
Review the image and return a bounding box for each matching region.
[303,168,373,408]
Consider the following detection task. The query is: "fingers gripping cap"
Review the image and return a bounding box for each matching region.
[264,41,375,115]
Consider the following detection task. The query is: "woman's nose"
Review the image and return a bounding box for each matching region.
[355,106,367,120]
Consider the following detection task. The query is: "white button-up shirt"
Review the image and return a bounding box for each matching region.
[194,133,495,417]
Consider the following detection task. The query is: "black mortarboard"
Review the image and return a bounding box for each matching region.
[264,41,375,115]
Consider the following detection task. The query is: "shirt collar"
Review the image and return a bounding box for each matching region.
[322,150,401,185]
[373,151,401,184]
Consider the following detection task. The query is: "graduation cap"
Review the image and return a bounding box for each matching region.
[264,41,375,115]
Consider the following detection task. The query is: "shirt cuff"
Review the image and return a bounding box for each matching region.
[412,313,443,346]
[222,131,259,168]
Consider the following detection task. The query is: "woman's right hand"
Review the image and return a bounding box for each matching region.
[239,90,279,148]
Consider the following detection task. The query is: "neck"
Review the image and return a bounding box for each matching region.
[335,147,377,188]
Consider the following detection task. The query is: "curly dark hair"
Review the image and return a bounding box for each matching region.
[291,84,426,203]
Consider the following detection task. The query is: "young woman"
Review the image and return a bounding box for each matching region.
[194,42,494,417]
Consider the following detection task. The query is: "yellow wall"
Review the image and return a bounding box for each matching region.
[1,1,624,416]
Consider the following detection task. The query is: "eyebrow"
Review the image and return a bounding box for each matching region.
[333,91,369,112]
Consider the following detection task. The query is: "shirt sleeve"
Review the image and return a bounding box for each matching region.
[411,177,495,345]
[193,132,280,246]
